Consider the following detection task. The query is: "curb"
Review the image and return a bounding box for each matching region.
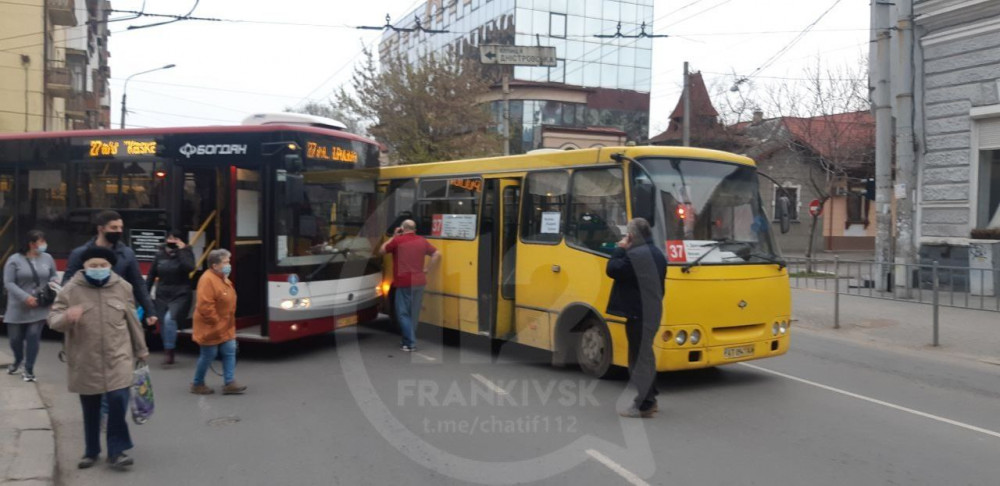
[0,350,55,486]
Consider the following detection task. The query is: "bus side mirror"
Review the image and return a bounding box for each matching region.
[777,196,791,234]
[632,180,655,222]
[284,173,305,205]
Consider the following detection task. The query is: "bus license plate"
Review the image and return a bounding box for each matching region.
[724,345,754,359]
[338,315,358,327]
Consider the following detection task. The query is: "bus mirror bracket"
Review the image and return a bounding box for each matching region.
[284,154,303,173]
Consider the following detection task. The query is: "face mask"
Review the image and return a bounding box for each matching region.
[166,242,179,250]
[219,264,232,276]
[104,231,123,245]
[84,267,112,285]
[36,244,47,253]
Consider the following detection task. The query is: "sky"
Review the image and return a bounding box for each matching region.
[107,0,871,137]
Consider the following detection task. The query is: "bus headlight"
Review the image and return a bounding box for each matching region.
[675,330,688,345]
[280,299,311,310]
[299,298,311,309]
[689,329,702,345]
[779,320,787,334]
[772,322,780,336]
[280,300,294,310]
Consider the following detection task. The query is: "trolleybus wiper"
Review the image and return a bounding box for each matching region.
[306,248,350,281]
[681,239,753,273]
[747,251,787,270]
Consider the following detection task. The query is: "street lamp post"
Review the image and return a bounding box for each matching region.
[120,64,175,129]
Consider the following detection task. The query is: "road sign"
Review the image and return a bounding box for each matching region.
[479,45,557,66]
[809,199,822,217]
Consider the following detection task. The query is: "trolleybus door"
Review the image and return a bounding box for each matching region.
[230,167,266,324]
[0,169,17,315]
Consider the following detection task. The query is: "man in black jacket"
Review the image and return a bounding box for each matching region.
[606,218,667,418]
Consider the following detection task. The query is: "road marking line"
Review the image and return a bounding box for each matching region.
[739,362,1000,440]
[414,352,437,361]
[585,449,651,486]
[470,373,508,395]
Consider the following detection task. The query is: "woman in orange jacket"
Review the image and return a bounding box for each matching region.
[189,248,247,395]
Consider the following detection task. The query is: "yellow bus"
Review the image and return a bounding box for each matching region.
[376,146,792,378]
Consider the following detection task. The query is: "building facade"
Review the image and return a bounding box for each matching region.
[0,0,111,133]
[378,0,653,154]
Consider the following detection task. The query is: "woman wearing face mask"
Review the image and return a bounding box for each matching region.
[4,230,58,382]
[146,230,195,365]
[190,248,246,395]
[48,247,149,471]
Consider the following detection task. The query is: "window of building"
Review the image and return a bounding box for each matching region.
[567,168,626,255]
[522,171,569,244]
[845,191,869,225]
[550,13,567,38]
[415,178,481,240]
[980,149,1000,226]
[773,185,800,221]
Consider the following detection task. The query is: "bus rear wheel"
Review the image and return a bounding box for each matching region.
[575,318,614,379]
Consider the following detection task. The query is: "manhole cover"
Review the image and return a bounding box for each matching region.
[207,416,241,426]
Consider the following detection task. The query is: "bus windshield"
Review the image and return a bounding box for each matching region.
[273,168,380,277]
[634,158,779,264]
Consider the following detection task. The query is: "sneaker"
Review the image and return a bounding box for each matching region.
[77,455,98,469]
[22,371,36,382]
[108,453,133,470]
[6,363,19,375]
[400,345,415,352]
[189,384,214,395]
[618,403,658,419]
[222,382,247,395]
[162,349,175,366]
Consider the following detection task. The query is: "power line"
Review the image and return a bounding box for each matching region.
[108,78,303,100]
[125,86,251,115]
[731,0,845,88]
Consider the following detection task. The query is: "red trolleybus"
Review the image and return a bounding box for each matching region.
[0,115,383,342]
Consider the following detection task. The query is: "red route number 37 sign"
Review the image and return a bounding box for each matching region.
[666,240,687,263]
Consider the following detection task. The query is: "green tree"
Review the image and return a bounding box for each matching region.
[337,48,501,165]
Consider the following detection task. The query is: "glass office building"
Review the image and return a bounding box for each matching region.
[379,0,654,154]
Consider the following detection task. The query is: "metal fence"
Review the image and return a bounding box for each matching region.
[786,257,1000,346]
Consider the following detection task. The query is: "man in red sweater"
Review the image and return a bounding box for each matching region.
[380,220,441,351]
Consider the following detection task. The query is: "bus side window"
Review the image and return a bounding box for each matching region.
[521,171,568,244]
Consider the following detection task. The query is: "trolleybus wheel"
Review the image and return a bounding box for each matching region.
[576,318,613,378]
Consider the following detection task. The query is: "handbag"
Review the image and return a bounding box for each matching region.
[130,360,155,424]
[25,258,56,307]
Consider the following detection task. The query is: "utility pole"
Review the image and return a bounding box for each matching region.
[893,0,916,296]
[682,61,691,147]
[502,72,510,155]
[872,1,894,290]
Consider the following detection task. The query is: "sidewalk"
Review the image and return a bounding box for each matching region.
[792,288,1000,366]
[0,350,55,486]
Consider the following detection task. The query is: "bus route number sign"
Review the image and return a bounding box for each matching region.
[666,240,687,263]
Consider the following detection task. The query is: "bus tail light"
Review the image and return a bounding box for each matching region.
[689,329,701,345]
[661,330,672,342]
[772,322,780,336]
[779,320,788,334]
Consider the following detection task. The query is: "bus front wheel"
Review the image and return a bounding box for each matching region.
[575,318,614,379]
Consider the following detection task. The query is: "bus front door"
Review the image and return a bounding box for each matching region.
[229,167,266,329]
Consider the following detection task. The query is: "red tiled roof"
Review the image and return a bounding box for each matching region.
[780,111,874,162]
[669,72,718,119]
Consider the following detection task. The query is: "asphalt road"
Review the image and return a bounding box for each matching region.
[5,319,1000,486]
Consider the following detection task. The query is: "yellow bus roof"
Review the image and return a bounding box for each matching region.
[377,145,756,180]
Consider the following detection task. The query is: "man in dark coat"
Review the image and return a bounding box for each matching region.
[606,218,667,418]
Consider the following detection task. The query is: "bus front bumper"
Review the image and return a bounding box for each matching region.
[654,333,790,371]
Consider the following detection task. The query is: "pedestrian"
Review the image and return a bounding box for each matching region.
[48,246,149,470]
[379,219,441,352]
[146,229,195,365]
[4,230,58,382]
[190,249,246,395]
[63,210,158,329]
[606,218,667,418]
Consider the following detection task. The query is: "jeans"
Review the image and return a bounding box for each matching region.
[80,387,133,458]
[193,339,237,385]
[162,310,178,350]
[394,286,425,348]
[6,320,44,373]
[626,318,659,411]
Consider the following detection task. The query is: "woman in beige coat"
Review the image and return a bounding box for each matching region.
[49,247,149,471]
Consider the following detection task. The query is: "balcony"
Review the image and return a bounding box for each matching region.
[46,65,72,97]
[47,0,78,26]
[65,93,88,120]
